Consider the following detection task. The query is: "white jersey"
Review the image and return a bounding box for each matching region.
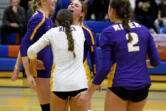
[28,25,88,91]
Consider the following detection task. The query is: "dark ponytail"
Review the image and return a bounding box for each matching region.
[64,20,76,58]
[56,9,75,58]
[110,0,133,42]
[122,17,133,42]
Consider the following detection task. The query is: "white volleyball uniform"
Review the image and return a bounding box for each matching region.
[28,25,88,92]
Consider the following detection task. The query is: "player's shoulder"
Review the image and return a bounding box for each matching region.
[72,25,82,30]
[50,26,62,33]
[70,25,84,35]
[81,22,93,33]
[72,25,85,38]
[101,23,114,36]
[131,22,149,32]
[28,10,45,24]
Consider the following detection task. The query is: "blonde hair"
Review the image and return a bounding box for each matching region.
[31,0,41,12]
[80,1,87,23]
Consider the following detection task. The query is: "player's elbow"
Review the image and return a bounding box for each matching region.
[27,46,37,59]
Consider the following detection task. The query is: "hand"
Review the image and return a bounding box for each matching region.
[27,75,36,90]
[11,66,19,81]
[31,59,45,70]
[156,44,163,49]
[97,85,102,91]
[12,6,18,13]
[146,60,155,68]
[10,23,19,28]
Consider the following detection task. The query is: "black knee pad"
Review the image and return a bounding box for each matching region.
[40,104,50,111]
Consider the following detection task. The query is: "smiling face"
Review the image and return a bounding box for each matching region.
[47,0,57,14]
[41,0,56,15]
[68,0,84,21]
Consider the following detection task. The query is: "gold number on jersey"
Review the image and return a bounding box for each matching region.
[126,33,140,52]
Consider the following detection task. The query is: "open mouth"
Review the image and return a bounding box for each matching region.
[69,10,74,13]
[68,8,74,13]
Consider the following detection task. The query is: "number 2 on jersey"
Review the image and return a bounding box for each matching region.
[126,33,140,52]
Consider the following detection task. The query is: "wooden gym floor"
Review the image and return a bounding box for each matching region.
[0,72,166,111]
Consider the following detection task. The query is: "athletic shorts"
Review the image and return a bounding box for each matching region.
[108,86,149,102]
[53,88,87,100]
[30,61,51,78]
[37,71,51,78]
[37,45,52,78]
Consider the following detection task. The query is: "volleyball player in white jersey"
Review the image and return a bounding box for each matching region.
[27,9,88,111]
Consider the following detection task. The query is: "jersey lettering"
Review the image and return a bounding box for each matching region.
[126,33,140,52]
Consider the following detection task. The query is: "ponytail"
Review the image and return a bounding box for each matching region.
[64,21,76,58]
[122,19,133,43]
[110,0,133,43]
[56,9,75,58]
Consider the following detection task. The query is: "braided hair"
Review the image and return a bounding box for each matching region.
[110,0,133,42]
[56,9,76,58]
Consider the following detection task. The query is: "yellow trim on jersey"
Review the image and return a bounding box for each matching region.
[91,46,94,52]
[107,63,117,87]
[84,59,92,84]
[81,24,95,52]
[30,9,46,40]
[50,62,56,91]
[29,60,37,77]
[93,64,96,74]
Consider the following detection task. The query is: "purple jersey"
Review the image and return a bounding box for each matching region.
[81,22,98,79]
[20,9,53,78]
[93,22,160,90]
